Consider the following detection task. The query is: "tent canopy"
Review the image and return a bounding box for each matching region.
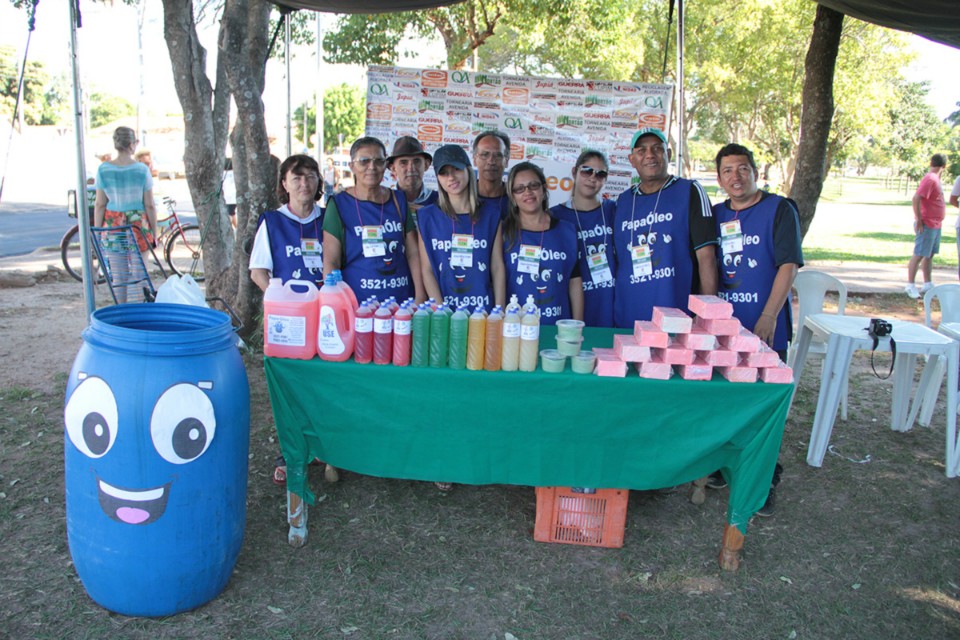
[272,0,464,13]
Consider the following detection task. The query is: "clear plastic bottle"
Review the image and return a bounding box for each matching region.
[484,306,503,371]
[429,303,450,368]
[392,303,413,366]
[373,303,394,365]
[411,303,432,367]
[501,296,522,372]
[466,305,487,370]
[519,296,540,372]
[448,305,469,370]
[354,302,374,364]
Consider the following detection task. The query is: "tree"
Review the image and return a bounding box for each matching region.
[88,92,136,129]
[886,80,949,178]
[0,44,50,126]
[293,83,365,152]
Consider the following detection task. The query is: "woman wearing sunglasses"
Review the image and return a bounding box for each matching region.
[323,136,424,303]
[550,150,616,327]
[502,162,583,324]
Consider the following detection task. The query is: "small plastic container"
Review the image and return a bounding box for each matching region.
[556,336,583,357]
[555,319,585,341]
[571,350,597,374]
[533,487,629,548]
[540,349,566,373]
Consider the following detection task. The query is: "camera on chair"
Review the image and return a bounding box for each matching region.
[868,318,892,340]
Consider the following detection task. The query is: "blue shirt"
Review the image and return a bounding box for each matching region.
[255,206,325,286]
[96,162,153,212]
[503,218,579,325]
[551,200,617,327]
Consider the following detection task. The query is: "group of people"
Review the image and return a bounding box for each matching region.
[250,126,804,515]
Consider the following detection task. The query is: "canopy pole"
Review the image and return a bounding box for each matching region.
[285,12,292,157]
[675,0,685,178]
[315,13,324,159]
[69,0,95,318]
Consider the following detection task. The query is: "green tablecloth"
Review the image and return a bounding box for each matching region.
[264,327,791,533]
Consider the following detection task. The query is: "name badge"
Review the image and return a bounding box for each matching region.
[301,238,322,269]
[361,225,386,257]
[450,233,474,268]
[720,220,743,254]
[630,244,652,278]
[517,244,540,275]
[587,251,612,283]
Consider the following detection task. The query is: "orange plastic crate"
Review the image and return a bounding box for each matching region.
[533,487,629,548]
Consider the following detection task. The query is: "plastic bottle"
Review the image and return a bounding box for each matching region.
[385,296,400,314]
[427,297,438,311]
[352,302,374,363]
[330,269,359,310]
[519,296,541,372]
[392,303,413,366]
[411,303,432,367]
[263,278,319,360]
[373,303,394,365]
[501,296,522,372]
[367,296,380,311]
[317,273,356,361]
[466,306,487,370]
[429,304,450,368]
[448,305,469,370]
[484,306,503,371]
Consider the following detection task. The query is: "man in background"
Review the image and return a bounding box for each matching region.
[905,153,947,298]
[386,136,437,211]
[950,171,960,280]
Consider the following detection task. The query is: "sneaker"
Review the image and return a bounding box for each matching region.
[904,284,920,299]
[705,471,727,490]
[920,282,934,294]
[756,485,776,517]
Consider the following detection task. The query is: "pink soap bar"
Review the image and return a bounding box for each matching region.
[688,294,734,319]
[595,352,627,377]
[652,344,696,365]
[613,334,652,362]
[592,347,618,358]
[718,328,761,353]
[718,365,759,383]
[676,358,713,381]
[635,357,673,380]
[633,321,670,348]
[742,346,782,368]
[676,326,718,351]
[761,363,794,384]
[698,348,739,367]
[652,306,693,334]
[694,315,742,336]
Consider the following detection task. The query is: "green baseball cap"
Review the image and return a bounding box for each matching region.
[630,127,668,148]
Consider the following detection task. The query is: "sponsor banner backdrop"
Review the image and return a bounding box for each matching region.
[365,65,673,207]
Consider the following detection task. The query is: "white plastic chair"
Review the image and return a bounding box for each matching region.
[788,270,849,420]
[917,284,960,426]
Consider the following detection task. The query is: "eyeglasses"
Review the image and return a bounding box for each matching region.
[353,156,387,168]
[511,181,543,195]
[476,151,506,162]
[578,166,609,180]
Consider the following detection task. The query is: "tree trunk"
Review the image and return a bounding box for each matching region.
[220,0,277,338]
[161,0,233,296]
[789,5,844,238]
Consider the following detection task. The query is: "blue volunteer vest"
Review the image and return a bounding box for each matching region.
[551,200,616,328]
[714,193,794,351]
[612,179,696,327]
[503,219,578,325]
[332,190,414,301]
[418,199,501,310]
[257,207,324,287]
[481,193,510,221]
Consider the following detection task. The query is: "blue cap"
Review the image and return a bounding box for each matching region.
[432,144,471,171]
[630,127,668,148]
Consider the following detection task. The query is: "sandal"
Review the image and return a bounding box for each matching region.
[273,455,286,486]
[434,482,453,492]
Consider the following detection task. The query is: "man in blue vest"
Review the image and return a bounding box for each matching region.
[612,127,718,326]
[472,130,511,216]
[708,142,804,516]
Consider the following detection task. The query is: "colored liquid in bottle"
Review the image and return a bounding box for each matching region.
[519,298,540,372]
[501,304,521,372]
[448,306,469,370]
[392,304,412,366]
[373,304,394,365]
[354,303,373,364]
[429,305,450,368]
[484,306,503,371]
[466,306,486,370]
[411,304,431,367]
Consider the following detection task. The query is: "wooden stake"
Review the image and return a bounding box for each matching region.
[719,524,744,571]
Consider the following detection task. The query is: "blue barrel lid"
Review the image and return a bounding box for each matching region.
[84,303,235,356]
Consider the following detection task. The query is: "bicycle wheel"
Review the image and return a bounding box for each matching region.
[165,224,205,282]
[60,225,106,284]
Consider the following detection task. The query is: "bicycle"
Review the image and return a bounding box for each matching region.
[62,194,205,283]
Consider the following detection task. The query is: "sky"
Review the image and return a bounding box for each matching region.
[1,1,958,139]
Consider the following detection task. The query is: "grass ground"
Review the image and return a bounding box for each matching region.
[1,292,959,639]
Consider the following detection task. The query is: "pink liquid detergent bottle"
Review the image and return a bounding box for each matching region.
[392,303,413,366]
[263,278,319,360]
[373,303,394,365]
[354,302,374,364]
[317,273,356,362]
[331,269,358,310]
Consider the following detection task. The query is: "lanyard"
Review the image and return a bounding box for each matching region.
[629,182,665,248]
[566,198,606,255]
[353,189,385,231]
[296,205,321,242]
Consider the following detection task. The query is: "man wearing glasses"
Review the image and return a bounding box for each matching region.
[612,127,718,327]
[472,130,511,216]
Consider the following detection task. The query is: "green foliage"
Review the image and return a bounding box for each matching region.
[885,80,948,178]
[293,83,366,152]
[88,92,135,129]
[0,44,51,125]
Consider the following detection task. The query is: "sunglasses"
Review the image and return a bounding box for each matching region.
[353,156,387,168]
[578,166,609,179]
[511,181,543,195]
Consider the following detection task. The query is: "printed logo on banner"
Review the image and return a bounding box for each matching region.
[395,68,419,79]
[558,80,587,94]
[534,79,557,89]
[395,93,415,103]
[585,95,613,108]
[638,113,667,129]
[558,97,583,109]
[395,81,419,90]
[645,95,666,108]
[503,116,524,131]
[613,108,639,119]
[503,87,529,105]
[474,73,502,87]
[525,144,554,160]
[474,101,500,112]
[417,123,444,143]
[614,83,641,93]
[421,69,448,88]
[504,75,529,87]
[369,83,389,97]
[421,88,447,100]
[446,121,472,135]
[526,123,550,135]
[393,105,418,117]
[510,143,524,160]
[447,90,473,99]
[587,81,614,93]
[476,88,502,100]
[419,99,445,114]
[450,70,471,84]
[556,115,584,130]
[367,103,392,121]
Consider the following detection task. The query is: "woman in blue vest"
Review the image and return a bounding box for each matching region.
[503,162,583,324]
[322,136,424,303]
[550,150,616,327]
[417,144,506,311]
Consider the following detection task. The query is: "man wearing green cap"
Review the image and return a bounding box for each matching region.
[612,127,718,326]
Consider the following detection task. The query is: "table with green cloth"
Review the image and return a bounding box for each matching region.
[265,326,791,538]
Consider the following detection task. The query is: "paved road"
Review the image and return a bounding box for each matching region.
[0,201,74,258]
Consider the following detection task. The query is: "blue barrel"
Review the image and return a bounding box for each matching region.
[63,303,249,616]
